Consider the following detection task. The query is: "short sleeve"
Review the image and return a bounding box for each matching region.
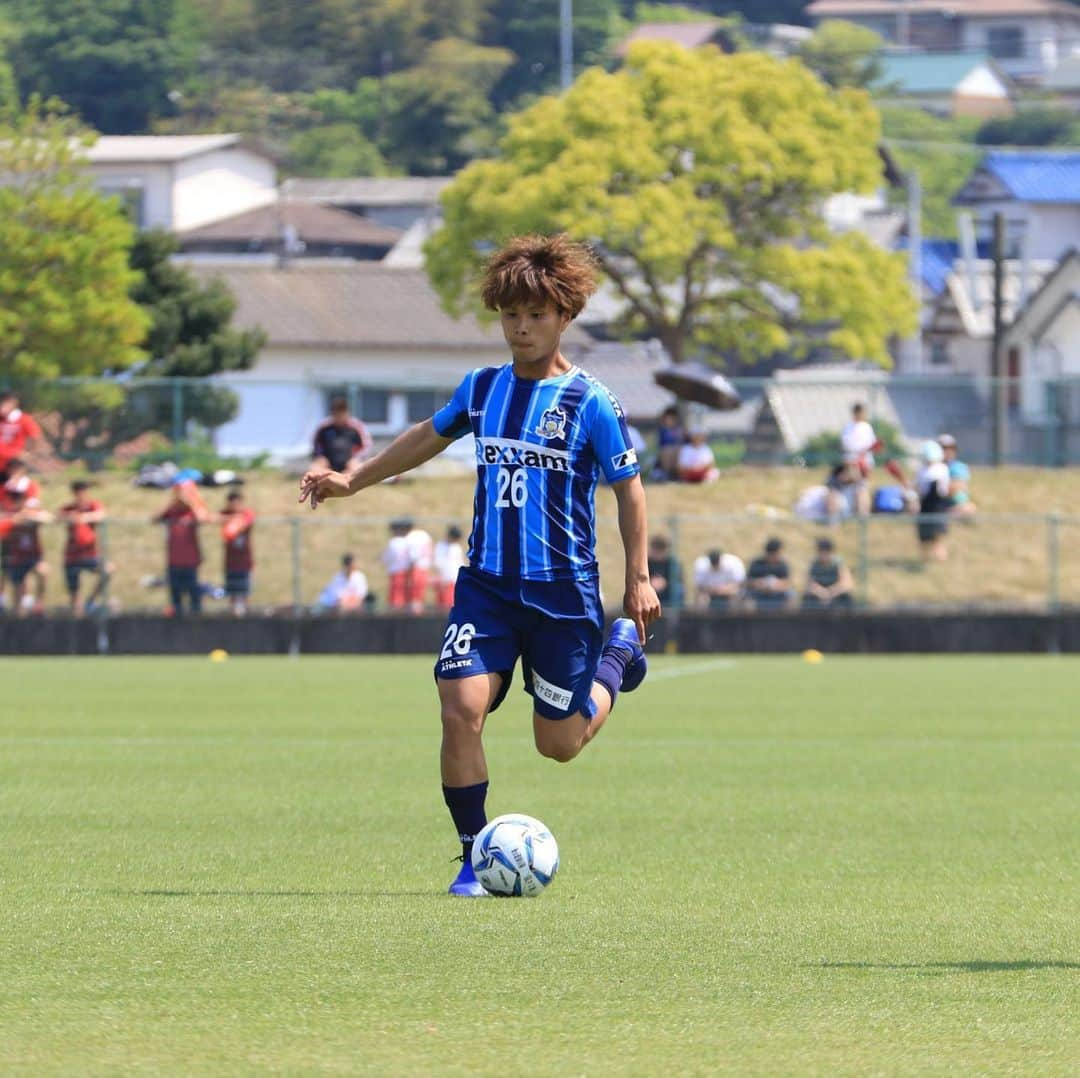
[24,414,42,439]
[588,385,640,484]
[432,373,473,440]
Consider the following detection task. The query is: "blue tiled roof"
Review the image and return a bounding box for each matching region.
[984,152,1080,204]
[875,52,994,95]
[896,238,960,296]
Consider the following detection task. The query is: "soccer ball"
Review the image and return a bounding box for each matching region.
[471,814,559,897]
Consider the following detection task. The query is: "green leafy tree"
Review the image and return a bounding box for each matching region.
[372,38,514,174]
[880,106,981,238]
[0,100,148,381]
[286,123,388,177]
[483,0,623,108]
[0,16,16,110]
[10,0,197,134]
[977,106,1080,147]
[799,20,883,89]
[426,42,917,367]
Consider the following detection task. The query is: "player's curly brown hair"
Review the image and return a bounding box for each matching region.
[480,234,598,319]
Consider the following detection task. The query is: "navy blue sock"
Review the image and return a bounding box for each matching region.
[442,781,488,861]
[593,643,632,712]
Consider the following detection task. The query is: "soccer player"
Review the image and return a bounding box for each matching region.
[220,490,255,616]
[300,234,661,896]
[60,480,112,615]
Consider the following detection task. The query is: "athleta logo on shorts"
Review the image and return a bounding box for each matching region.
[611,448,638,469]
[476,437,570,472]
[532,671,574,711]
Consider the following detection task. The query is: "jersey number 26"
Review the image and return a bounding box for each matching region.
[494,466,527,509]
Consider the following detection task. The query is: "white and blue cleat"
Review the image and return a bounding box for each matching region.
[448,857,489,897]
[607,617,648,693]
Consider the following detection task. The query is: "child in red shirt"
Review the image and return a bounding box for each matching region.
[60,479,112,615]
[1,479,51,615]
[0,393,41,480]
[220,490,255,616]
[154,479,209,616]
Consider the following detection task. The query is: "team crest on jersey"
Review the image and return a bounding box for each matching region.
[535,406,567,441]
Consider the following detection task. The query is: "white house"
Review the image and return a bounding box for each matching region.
[807,0,1080,83]
[1002,249,1080,420]
[86,134,277,232]
[186,261,591,460]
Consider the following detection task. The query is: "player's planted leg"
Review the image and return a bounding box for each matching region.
[439,672,502,896]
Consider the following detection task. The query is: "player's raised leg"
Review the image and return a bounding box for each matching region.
[532,617,647,763]
[438,671,504,896]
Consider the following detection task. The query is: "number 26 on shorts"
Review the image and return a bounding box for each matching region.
[441,622,476,660]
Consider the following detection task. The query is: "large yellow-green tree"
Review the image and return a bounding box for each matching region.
[0,99,148,379]
[426,42,917,367]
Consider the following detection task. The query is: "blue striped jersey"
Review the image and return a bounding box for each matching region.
[432,363,640,582]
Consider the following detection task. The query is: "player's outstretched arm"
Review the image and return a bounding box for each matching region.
[612,475,662,643]
[299,419,453,508]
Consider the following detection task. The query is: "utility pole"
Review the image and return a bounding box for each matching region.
[991,211,1008,466]
[560,0,573,91]
[906,167,923,371]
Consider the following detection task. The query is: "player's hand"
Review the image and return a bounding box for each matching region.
[299,469,351,509]
[623,578,661,645]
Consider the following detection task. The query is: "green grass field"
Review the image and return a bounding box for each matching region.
[2,656,1077,1074]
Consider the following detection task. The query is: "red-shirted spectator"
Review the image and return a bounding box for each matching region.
[154,479,210,616]
[220,490,255,616]
[312,396,373,475]
[0,394,42,479]
[1,484,51,615]
[60,479,112,616]
[0,461,48,614]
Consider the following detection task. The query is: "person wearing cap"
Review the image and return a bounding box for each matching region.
[60,480,112,616]
[916,440,953,562]
[938,434,976,519]
[676,429,719,484]
[746,537,794,611]
[802,537,854,610]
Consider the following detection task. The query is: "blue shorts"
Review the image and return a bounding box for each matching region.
[7,563,35,586]
[434,567,604,721]
[65,559,101,593]
[225,570,251,597]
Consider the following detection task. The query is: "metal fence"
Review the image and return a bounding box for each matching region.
[9,372,1080,468]
[7,511,1078,617]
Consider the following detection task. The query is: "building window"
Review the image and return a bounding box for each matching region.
[987,26,1024,60]
[99,183,146,228]
[323,387,390,424]
[930,341,950,367]
[405,389,440,423]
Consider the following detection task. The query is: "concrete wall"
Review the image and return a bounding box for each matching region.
[5,611,1080,656]
[91,162,174,229]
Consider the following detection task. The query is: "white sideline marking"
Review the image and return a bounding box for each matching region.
[645,659,736,682]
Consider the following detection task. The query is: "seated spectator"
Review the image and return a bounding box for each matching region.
[825,460,860,520]
[311,395,373,477]
[318,553,369,612]
[677,430,719,484]
[802,537,854,610]
[693,548,745,611]
[916,440,953,562]
[655,405,685,481]
[60,480,112,616]
[647,535,684,610]
[746,537,793,611]
[939,434,976,518]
